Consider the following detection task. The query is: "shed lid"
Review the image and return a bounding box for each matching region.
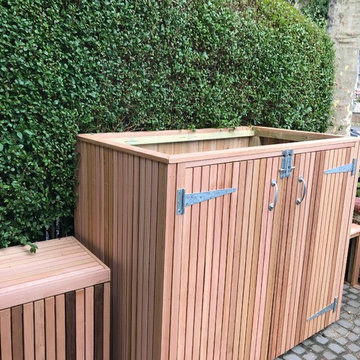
[0,237,110,310]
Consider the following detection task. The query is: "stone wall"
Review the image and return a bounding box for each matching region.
[327,0,360,134]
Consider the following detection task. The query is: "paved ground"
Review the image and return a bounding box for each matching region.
[276,284,360,360]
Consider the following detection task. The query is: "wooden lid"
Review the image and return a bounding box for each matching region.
[0,237,110,310]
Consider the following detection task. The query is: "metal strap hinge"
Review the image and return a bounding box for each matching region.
[306,297,338,322]
[324,158,357,176]
[280,150,295,179]
[177,188,237,215]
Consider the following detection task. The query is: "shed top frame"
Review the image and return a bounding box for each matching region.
[77,126,352,164]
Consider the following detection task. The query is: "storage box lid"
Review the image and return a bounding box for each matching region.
[0,237,110,310]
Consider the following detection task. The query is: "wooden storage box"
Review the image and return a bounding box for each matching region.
[0,237,110,360]
[75,126,360,360]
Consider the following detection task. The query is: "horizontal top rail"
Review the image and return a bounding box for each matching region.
[77,126,357,164]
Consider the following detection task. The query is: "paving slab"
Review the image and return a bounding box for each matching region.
[276,285,360,360]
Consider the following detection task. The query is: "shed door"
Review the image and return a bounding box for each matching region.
[268,144,359,359]
[167,157,282,360]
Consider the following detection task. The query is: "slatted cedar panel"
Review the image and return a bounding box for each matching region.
[0,286,109,360]
[75,142,168,360]
[0,237,110,360]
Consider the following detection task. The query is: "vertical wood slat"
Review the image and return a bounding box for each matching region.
[159,163,177,360]
[103,282,111,360]
[295,150,325,343]
[0,309,12,360]
[94,284,104,360]
[76,289,85,360]
[11,305,24,360]
[34,300,45,360]
[56,295,66,360]
[65,292,76,360]
[199,164,217,360]
[123,154,129,360]
[214,162,233,359]
[193,165,211,360]
[85,287,94,360]
[184,166,201,360]
[227,161,246,359]
[45,297,56,360]
[319,149,344,331]
[256,157,281,360]
[23,303,34,360]
[252,157,276,360]
[246,158,266,359]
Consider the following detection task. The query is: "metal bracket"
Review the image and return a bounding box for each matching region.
[306,297,338,322]
[280,150,295,179]
[177,188,237,215]
[324,158,358,176]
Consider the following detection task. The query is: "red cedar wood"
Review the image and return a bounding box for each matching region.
[320,149,344,331]
[85,287,94,360]
[297,151,325,341]
[76,289,85,360]
[45,297,56,360]
[77,126,346,165]
[251,156,275,360]
[264,158,281,359]
[184,166,201,359]
[206,164,224,358]
[278,153,301,355]
[0,308,12,360]
[0,237,110,310]
[23,302,35,360]
[34,299,45,360]
[56,294,66,360]
[11,306,23,359]
[214,162,233,359]
[287,153,313,349]
[75,127,360,360]
[307,150,334,337]
[219,162,239,357]
[103,282,111,360]
[227,161,246,358]
[349,224,360,286]
[0,237,110,360]
[0,284,110,360]
[281,153,304,351]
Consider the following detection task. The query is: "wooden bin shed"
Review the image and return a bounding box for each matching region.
[75,126,360,360]
[0,237,110,360]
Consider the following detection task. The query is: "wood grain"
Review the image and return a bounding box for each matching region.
[75,127,359,359]
[11,305,23,360]
[0,237,110,360]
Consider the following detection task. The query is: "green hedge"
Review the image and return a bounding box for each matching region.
[0,0,334,247]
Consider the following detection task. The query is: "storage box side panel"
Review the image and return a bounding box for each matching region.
[0,285,109,360]
[74,140,168,360]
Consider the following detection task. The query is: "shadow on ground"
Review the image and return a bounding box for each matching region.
[276,284,360,360]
